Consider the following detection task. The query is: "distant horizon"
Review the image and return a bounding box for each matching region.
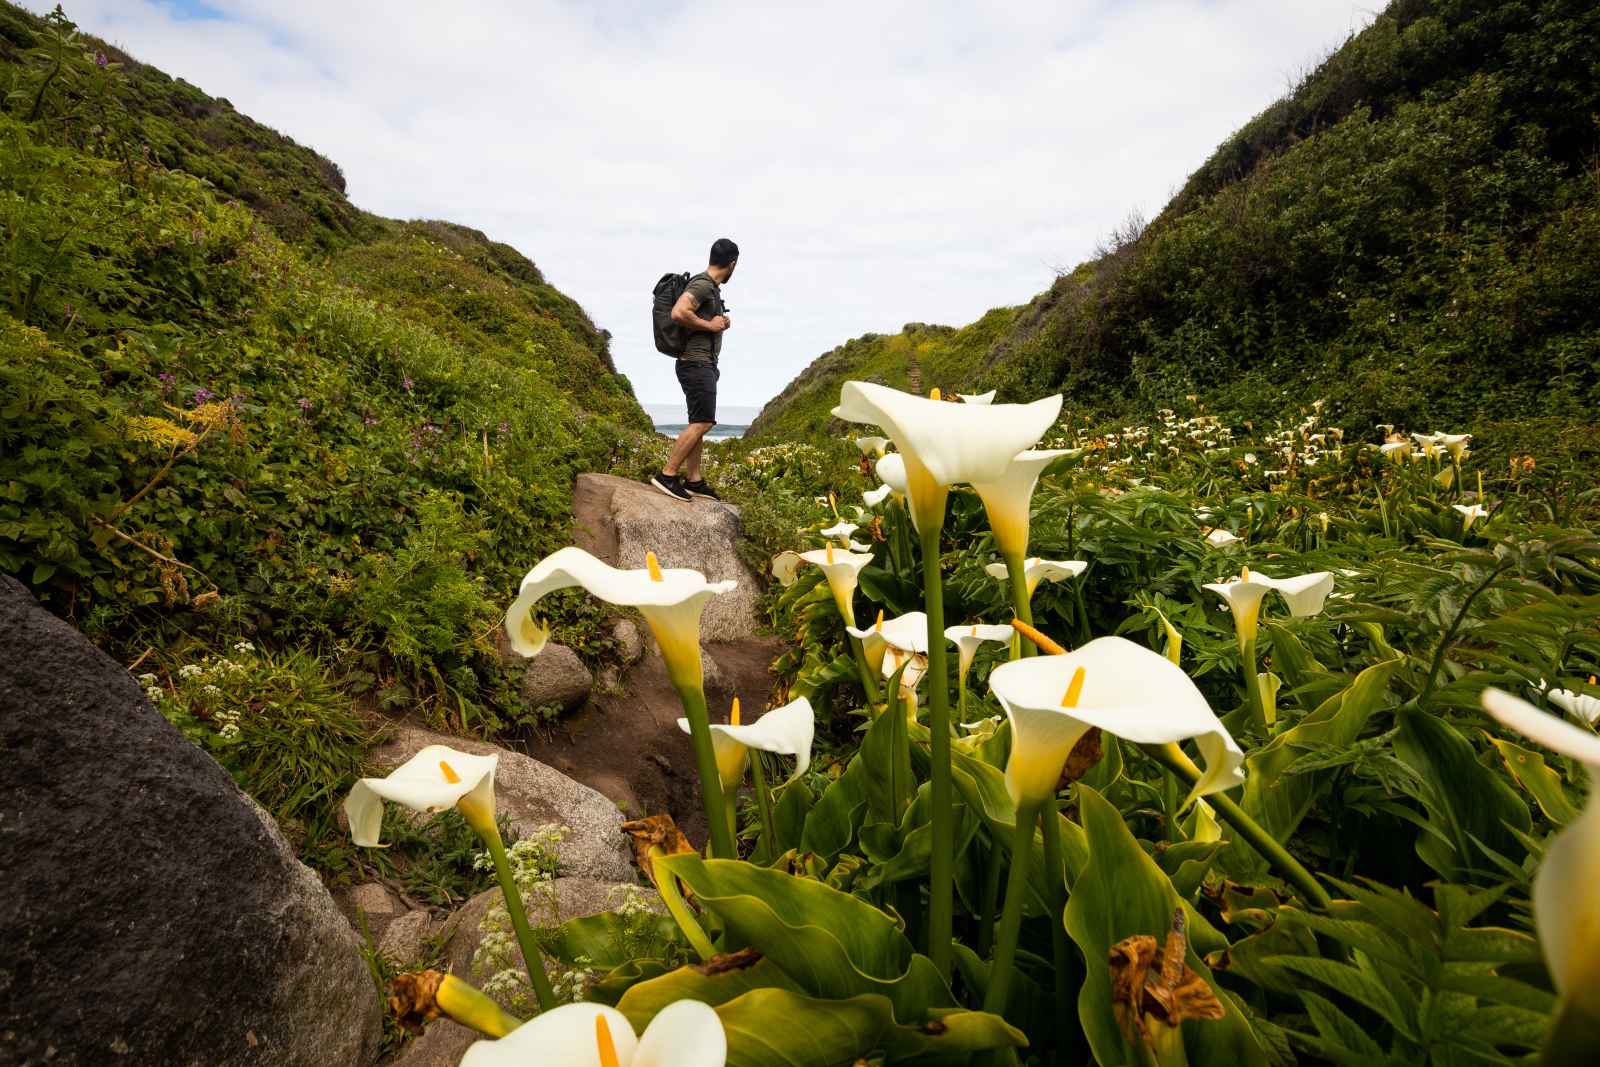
[643,401,762,424]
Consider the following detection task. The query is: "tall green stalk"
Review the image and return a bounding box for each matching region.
[673,681,737,859]
[478,825,558,1012]
[1038,800,1075,1047]
[983,798,1043,1014]
[651,848,717,962]
[920,521,956,980]
[851,634,883,705]
[1143,742,1330,910]
[1003,551,1036,658]
[977,833,1003,957]
[1239,635,1266,730]
[749,752,777,860]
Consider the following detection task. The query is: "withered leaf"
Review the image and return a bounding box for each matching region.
[692,946,763,975]
[1058,726,1104,787]
[388,969,446,1035]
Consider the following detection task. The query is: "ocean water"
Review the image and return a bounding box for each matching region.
[644,402,759,441]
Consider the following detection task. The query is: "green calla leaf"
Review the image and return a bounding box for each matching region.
[1229,654,1403,874]
[1484,733,1580,825]
[1394,705,1530,879]
[801,755,867,860]
[1063,786,1269,1067]
[660,853,953,1022]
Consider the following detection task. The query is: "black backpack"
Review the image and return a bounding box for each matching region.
[652,272,691,356]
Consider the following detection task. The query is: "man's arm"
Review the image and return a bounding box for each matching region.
[671,290,729,333]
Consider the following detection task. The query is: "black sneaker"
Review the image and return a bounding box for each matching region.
[683,479,721,501]
[649,472,692,501]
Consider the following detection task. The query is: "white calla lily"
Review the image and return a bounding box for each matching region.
[820,520,859,541]
[1204,527,1240,547]
[1436,432,1471,460]
[984,557,1087,597]
[990,636,1245,807]
[344,744,497,845]
[883,646,929,692]
[846,609,928,675]
[769,550,802,587]
[834,381,1062,530]
[461,999,727,1067]
[945,623,1016,680]
[958,390,997,405]
[798,546,874,628]
[875,452,909,498]
[505,547,735,686]
[1550,684,1600,725]
[678,695,815,787]
[854,435,890,457]
[1202,567,1334,650]
[1379,440,1413,461]
[1453,502,1488,529]
[1480,689,1600,1027]
[863,484,893,509]
[971,449,1075,559]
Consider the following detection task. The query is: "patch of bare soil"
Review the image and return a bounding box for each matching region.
[514,637,786,847]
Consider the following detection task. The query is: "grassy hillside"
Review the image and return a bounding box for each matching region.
[0,4,660,863]
[750,0,1600,475]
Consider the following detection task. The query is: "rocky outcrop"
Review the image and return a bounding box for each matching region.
[0,577,381,1067]
[368,724,634,883]
[516,641,592,713]
[572,473,764,642]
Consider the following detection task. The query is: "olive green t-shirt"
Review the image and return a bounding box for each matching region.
[680,272,723,364]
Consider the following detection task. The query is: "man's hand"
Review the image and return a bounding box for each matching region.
[710,314,731,332]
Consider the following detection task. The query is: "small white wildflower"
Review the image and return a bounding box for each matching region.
[202,684,222,696]
[145,686,165,704]
[178,664,204,679]
[218,724,241,740]
[137,672,159,685]
[233,640,254,654]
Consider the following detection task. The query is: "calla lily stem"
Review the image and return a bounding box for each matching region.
[920,522,957,980]
[1143,742,1330,910]
[650,847,717,962]
[850,635,883,704]
[1038,800,1075,1048]
[479,825,558,1011]
[977,833,1003,957]
[749,751,777,860]
[1240,636,1266,730]
[983,797,1042,1015]
[673,682,738,859]
[1002,552,1036,658]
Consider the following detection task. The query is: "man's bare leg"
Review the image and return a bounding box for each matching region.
[664,421,714,477]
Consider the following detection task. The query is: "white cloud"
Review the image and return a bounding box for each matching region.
[39,0,1373,408]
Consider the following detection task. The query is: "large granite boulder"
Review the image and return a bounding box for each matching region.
[572,473,763,642]
[0,577,381,1067]
[367,724,635,882]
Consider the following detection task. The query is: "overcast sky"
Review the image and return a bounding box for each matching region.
[41,1,1375,410]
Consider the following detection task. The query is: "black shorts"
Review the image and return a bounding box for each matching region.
[676,359,719,425]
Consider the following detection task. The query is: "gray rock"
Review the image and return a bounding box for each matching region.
[369,724,635,882]
[334,881,403,930]
[0,576,381,1067]
[440,878,660,981]
[573,473,763,643]
[517,641,592,714]
[389,1020,478,1067]
[611,617,645,664]
[377,909,433,966]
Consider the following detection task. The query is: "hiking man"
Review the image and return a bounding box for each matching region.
[651,238,738,502]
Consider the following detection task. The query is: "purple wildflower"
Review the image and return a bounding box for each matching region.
[192,387,215,406]
[94,51,108,69]
[363,415,379,427]
[158,372,175,395]
[402,376,413,393]
[297,397,313,412]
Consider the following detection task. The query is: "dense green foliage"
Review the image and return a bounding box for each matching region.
[0,5,657,869]
[750,0,1600,476]
[628,401,1598,1065]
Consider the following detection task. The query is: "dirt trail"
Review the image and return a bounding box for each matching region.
[515,637,785,847]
